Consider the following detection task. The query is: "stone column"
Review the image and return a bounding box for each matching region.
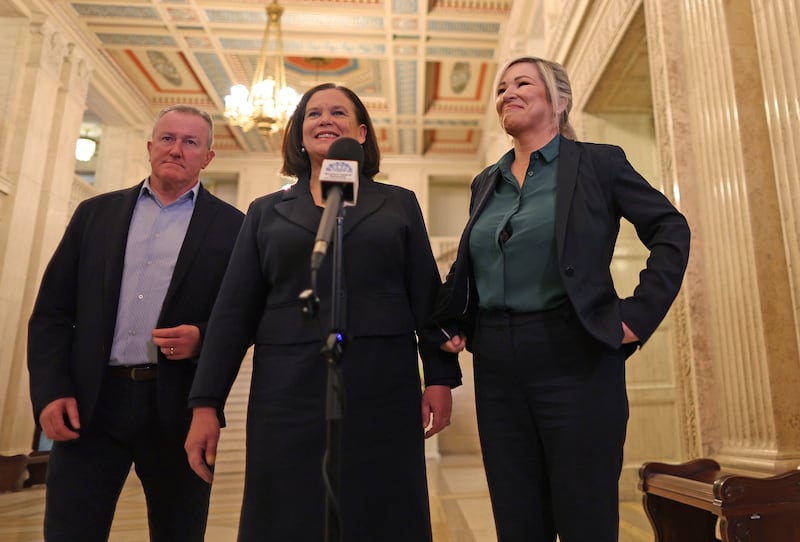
[93,124,150,194]
[0,13,100,469]
[676,0,800,472]
[0,14,73,456]
[750,0,800,382]
[644,0,719,461]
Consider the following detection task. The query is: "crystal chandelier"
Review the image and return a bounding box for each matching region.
[224,0,299,136]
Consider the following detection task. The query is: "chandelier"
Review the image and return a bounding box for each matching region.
[224,0,299,136]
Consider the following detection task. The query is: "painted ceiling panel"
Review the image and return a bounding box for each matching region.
[68,0,514,156]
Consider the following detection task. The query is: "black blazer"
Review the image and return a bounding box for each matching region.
[188,175,461,411]
[433,137,690,350]
[28,181,244,429]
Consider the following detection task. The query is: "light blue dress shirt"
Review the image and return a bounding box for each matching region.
[109,179,198,366]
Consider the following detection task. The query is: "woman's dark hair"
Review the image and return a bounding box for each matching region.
[281,83,381,177]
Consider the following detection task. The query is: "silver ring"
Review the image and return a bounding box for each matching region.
[169,347,175,355]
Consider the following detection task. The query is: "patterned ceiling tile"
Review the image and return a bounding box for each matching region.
[398,128,417,154]
[427,20,502,34]
[283,39,387,57]
[218,37,386,58]
[432,61,488,100]
[70,4,159,19]
[425,45,495,59]
[392,0,418,13]
[429,0,513,10]
[194,52,234,100]
[392,17,419,32]
[165,7,198,23]
[203,10,264,24]
[286,57,356,75]
[393,43,419,57]
[423,118,481,127]
[204,9,384,32]
[68,0,522,156]
[219,37,277,51]
[185,36,213,49]
[110,49,205,95]
[97,34,177,47]
[395,60,417,115]
[282,12,385,31]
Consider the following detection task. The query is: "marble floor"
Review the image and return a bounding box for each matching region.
[0,453,654,541]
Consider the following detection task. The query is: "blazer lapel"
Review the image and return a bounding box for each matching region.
[274,178,322,235]
[341,176,385,237]
[103,183,142,323]
[456,166,499,256]
[555,138,579,253]
[273,176,386,238]
[469,167,499,226]
[162,184,217,311]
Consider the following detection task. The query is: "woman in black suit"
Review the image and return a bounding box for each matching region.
[185,83,461,541]
[434,57,691,541]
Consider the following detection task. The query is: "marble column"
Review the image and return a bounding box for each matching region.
[750,0,800,382]
[93,124,150,194]
[644,0,720,462]
[0,14,78,455]
[676,0,800,472]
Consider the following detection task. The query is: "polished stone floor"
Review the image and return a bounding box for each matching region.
[0,452,653,541]
[1,357,654,540]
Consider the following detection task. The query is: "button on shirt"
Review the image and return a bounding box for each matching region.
[469,135,567,312]
[109,180,198,366]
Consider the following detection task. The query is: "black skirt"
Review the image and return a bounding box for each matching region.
[237,333,432,542]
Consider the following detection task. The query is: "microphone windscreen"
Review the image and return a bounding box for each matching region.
[325,137,364,169]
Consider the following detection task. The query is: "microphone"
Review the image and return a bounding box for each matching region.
[320,137,363,206]
[311,138,364,271]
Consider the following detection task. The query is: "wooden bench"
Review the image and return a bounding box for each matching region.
[0,454,28,492]
[24,427,50,488]
[639,458,800,541]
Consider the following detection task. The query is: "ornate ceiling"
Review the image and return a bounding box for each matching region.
[62,0,515,156]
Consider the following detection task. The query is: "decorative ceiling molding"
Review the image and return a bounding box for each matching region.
[61,0,522,156]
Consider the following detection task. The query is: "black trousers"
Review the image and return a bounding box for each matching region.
[472,304,629,542]
[44,374,211,542]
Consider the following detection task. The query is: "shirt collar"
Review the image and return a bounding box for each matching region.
[497,133,561,172]
[141,178,199,206]
[538,134,560,163]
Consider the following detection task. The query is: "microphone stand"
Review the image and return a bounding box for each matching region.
[322,205,347,542]
[300,184,350,542]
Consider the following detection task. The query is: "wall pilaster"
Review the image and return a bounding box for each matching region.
[0,15,94,455]
[750,0,800,389]
[644,0,718,461]
[678,0,800,472]
[93,124,149,194]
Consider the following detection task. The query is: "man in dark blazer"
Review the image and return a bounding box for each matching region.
[27,105,244,542]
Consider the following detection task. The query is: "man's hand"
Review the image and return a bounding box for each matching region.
[421,385,453,439]
[39,397,81,441]
[440,334,466,353]
[185,407,220,484]
[152,324,201,360]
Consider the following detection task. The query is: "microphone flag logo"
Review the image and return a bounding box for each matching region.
[322,160,356,181]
